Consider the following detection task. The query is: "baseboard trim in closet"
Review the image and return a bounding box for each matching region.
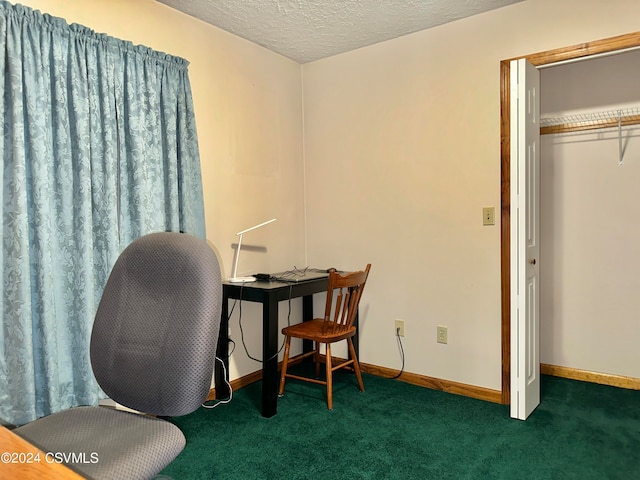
[541,363,640,390]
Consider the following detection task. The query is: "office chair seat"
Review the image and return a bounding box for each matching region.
[15,232,222,479]
[16,406,185,479]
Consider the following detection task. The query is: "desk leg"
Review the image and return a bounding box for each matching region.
[262,295,279,418]
[302,294,314,353]
[215,294,230,399]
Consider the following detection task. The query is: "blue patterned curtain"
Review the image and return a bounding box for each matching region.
[0,1,205,426]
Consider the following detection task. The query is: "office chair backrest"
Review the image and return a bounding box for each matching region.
[323,264,371,334]
[90,232,222,417]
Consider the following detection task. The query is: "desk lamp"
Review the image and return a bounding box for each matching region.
[229,218,276,283]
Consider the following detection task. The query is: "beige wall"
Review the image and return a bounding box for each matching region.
[540,50,640,378]
[13,0,640,390]
[302,0,640,390]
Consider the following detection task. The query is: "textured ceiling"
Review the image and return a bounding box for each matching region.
[156,0,524,63]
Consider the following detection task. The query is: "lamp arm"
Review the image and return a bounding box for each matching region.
[229,218,276,282]
[236,218,276,235]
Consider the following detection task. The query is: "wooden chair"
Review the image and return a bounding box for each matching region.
[278,264,371,409]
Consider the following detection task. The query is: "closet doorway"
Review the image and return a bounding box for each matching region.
[500,31,640,407]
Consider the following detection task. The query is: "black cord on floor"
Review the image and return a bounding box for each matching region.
[391,327,405,379]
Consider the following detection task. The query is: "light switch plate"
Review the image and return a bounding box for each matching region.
[483,207,495,226]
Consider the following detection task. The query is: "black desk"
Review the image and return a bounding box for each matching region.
[215,276,334,418]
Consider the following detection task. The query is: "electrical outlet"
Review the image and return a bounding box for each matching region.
[437,325,448,344]
[395,319,405,337]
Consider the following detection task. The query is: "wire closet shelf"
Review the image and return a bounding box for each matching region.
[540,107,640,134]
[540,106,640,166]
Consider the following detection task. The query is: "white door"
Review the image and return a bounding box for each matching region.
[510,59,541,420]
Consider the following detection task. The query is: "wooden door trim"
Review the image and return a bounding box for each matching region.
[500,31,640,405]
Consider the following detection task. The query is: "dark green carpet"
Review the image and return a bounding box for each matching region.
[161,371,640,479]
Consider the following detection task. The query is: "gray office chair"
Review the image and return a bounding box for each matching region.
[16,232,222,479]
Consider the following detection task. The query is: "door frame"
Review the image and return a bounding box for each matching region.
[500,32,640,405]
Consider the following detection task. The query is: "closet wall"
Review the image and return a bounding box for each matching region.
[539,50,640,379]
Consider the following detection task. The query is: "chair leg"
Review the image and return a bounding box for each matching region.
[347,338,365,392]
[314,342,321,378]
[279,336,292,397]
[325,343,333,410]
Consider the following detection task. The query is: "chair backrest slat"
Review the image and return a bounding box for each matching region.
[323,264,371,333]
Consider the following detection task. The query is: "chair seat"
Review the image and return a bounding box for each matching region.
[15,406,185,480]
[282,319,356,342]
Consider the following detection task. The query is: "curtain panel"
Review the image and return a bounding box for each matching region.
[0,1,205,426]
